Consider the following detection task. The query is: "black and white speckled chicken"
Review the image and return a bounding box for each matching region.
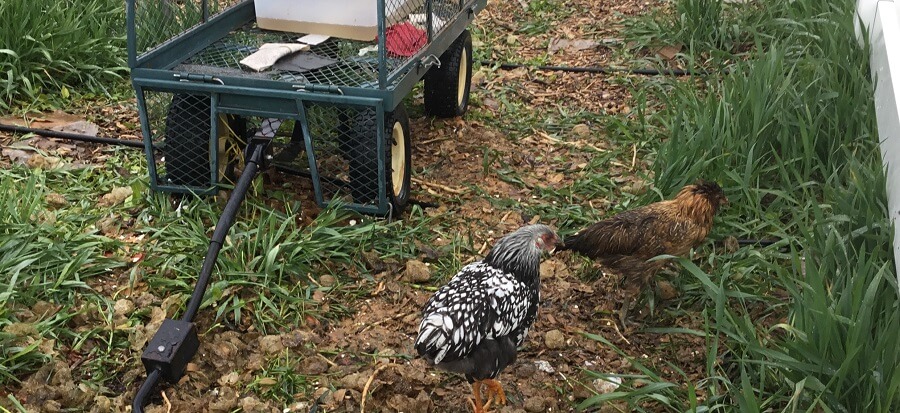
[414,224,559,413]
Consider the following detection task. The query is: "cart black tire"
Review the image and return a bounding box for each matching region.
[424,29,473,118]
[348,104,412,215]
[164,93,212,188]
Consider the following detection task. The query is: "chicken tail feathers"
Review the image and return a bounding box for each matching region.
[414,312,452,364]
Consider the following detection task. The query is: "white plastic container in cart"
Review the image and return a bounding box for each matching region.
[254,0,423,41]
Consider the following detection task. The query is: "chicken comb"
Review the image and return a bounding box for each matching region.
[693,179,724,196]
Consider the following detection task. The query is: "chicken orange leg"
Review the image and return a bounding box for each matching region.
[482,379,507,409]
[468,381,486,413]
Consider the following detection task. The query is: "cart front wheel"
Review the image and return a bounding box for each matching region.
[349,104,411,216]
[424,29,473,118]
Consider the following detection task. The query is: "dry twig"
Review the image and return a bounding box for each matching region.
[412,177,468,195]
[360,363,396,413]
[534,130,606,153]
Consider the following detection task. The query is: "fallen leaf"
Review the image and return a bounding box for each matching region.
[2,148,32,164]
[549,38,601,53]
[51,120,100,137]
[652,44,683,60]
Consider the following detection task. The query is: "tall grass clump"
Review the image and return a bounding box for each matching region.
[0,0,128,110]
[135,194,424,334]
[580,0,900,411]
[0,169,123,384]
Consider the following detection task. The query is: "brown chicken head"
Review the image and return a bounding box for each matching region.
[690,179,728,212]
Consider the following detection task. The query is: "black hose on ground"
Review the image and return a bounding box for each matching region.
[0,122,145,148]
[479,60,707,77]
[131,369,161,413]
[131,143,266,413]
[181,143,264,322]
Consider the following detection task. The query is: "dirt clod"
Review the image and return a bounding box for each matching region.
[258,334,285,355]
[572,123,591,137]
[402,259,432,283]
[113,299,134,317]
[657,280,679,300]
[45,193,68,209]
[27,153,62,169]
[523,396,547,412]
[319,273,336,287]
[240,396,276,413]
[544,329,566,349]
[98,186,132,207]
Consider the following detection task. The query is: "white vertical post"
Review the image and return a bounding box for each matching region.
[860,0,900,290]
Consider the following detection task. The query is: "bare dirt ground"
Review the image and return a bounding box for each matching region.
[1,1,718,412]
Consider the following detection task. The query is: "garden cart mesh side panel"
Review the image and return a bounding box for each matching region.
[127,0,485,215]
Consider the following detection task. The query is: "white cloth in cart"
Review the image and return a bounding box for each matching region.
[240,43,310,72]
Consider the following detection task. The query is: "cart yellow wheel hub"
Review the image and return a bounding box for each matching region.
[391,121,406,197]
[457,51,468,108]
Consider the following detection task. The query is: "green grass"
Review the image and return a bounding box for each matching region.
[0,0,128,111]
[576,0,900,411]
[0,167,126,385]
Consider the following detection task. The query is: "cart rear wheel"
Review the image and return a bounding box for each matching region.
[424,30,473,118]
[349,104,411,215]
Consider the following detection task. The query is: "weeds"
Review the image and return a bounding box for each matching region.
[578,0,900,411]
[0,169,124,385]
[0,0,128,111]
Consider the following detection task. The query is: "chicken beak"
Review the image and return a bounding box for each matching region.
[550,236,560,254]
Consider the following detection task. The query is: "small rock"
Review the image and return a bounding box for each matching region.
[623,180,647,195]
[540,259,568,280]
[361,250,386,272]
[533,360,555,374]
[27,153,62,169]
[98,186,133,207]
[516,361,537,378]
[723,235,740,253]
[592,376,622,394]
[96,215,121,236]
[4,322,38,338]
[319,274,336,287]
[239,396,273,413]
[258,334,285,355]
[523,397,546,412]
[113,299,134,317]
[657,280,678,300]
[218,371,240,386]
[45,193,68,209]
[282,330,317,347]
[91,395,113,413]
[209,386,240,412]
[300,357,329,375]
[42,400,62,413]
[572,123,591,137]
[402,260,431,283]
[340,372,368,391]
[471,70,487,86]
[544,329,565,349]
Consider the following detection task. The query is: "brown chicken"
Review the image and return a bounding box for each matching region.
[560,180,728,323]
